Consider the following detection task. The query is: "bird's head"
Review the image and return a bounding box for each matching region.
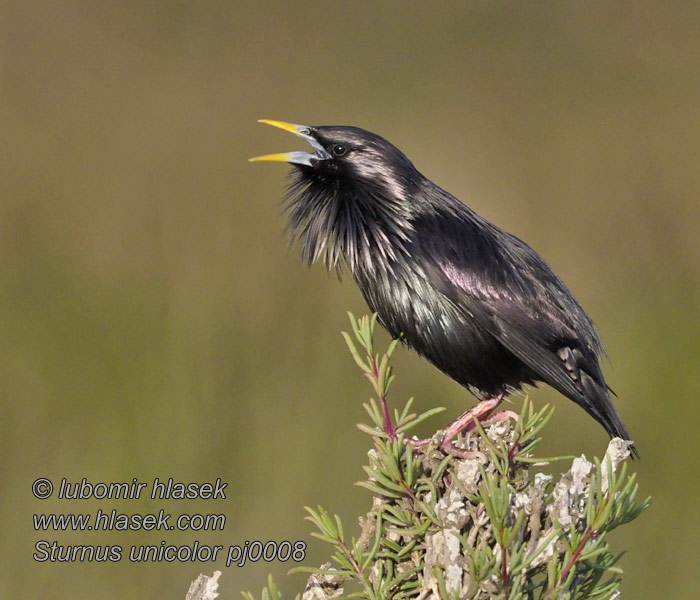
[250,119,419,193]
[250,120,422,272]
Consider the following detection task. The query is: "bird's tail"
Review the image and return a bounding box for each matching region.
[581,373,639,459]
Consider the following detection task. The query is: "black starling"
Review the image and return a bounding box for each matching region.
[250,119,637,458]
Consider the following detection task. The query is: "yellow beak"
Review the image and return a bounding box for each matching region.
[256,119,304,136]
[249,119,330,165]
[248,152,296,163]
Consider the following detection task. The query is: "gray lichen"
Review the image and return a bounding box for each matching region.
[242,315,649,600]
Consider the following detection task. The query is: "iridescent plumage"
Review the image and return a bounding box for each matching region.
[252,121,637,457]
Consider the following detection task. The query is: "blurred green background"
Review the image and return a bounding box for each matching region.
[2,1,698,598]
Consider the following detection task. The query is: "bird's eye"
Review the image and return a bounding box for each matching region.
[331,143,347,157]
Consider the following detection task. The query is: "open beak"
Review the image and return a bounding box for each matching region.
[249,119,331,166]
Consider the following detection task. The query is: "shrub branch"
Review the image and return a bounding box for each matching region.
[241,313,650,600]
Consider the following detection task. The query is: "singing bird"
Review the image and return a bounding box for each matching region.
[250,119,637,458]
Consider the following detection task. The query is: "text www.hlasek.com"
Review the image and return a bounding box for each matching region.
[34,510,226,532]
[31,477,306,567]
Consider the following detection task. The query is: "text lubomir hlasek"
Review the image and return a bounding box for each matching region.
[56,478,227,500]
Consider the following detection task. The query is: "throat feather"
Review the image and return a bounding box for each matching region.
[284,171,411,274]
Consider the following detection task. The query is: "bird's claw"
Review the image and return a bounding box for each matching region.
[439,441,487,461]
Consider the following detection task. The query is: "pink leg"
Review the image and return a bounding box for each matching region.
[463,409,518,433]
[440,395,506,457]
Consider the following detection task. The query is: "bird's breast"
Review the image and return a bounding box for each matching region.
[352,263,532,395]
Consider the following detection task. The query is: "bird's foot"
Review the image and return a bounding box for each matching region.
[443,410,518,459]
[405,396,511,458]
[465,409,519,431]
[440,396,505,446]
[439,440,487,461]
[405,435,483,460]
[405,436,431,448]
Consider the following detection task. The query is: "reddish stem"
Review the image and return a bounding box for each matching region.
[560,526,596,583]
[369,354,396,440]
[501,543,509,596]
[381,397,396,440]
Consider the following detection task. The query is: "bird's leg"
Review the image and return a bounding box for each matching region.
[463,409,519,433]
[405,394,509,457]
[440,394,506,456]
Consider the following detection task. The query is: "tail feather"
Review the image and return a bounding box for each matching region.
[581,372,639,459]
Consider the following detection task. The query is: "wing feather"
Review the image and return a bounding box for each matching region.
[412,206,598,403]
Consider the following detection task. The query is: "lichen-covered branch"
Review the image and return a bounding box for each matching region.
[241,314,650,600]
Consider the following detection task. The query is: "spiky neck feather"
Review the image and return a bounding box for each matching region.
[284,166,418,275]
